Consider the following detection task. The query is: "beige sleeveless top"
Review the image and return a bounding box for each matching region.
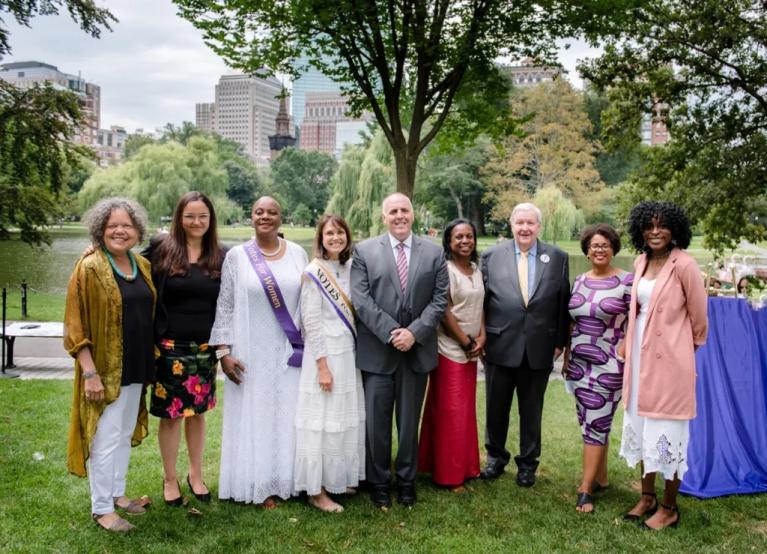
[437,261,485,363]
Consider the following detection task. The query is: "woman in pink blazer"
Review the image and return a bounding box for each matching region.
[618,201,707,531]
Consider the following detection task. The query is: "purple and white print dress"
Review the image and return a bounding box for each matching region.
[566,270,633,446]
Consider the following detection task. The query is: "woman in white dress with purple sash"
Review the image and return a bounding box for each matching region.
[209,197,308,507]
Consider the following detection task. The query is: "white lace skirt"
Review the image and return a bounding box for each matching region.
[294,347,365,495]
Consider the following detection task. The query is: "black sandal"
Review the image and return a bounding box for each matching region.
[575,492,594,513]
[623,491,658,521]
[642,503,680,530]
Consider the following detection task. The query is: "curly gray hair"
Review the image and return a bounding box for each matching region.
[83,197,149,247]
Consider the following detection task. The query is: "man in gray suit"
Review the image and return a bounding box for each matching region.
[480,203,570,487]
[351,192,448,507]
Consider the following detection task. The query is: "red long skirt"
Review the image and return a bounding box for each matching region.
[417,354,480,486]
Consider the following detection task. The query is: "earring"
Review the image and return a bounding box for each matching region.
[671,238,678,246]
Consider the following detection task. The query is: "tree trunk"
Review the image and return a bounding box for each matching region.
[394,148,417,198]
[446,186,464,219]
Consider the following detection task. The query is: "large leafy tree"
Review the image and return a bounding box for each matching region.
[270,148,337,224]
[174,0,635,198]
[580,0,767,251]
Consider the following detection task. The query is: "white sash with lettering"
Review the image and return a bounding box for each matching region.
[304,259,356,339]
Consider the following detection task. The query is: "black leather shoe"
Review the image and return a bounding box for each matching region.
[516,469,536,487]
[480,463,505,480]
[370,485,391,508]
[397,482,416,506]
[187,474,211,503]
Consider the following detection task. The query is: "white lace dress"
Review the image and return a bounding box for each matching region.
[294,260,365,495]
[619,277,690,480]
[209,241,308,503]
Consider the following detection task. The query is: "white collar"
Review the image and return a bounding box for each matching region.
[388,233,413,249]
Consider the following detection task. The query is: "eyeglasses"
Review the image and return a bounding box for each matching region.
[182,214,210,222]
[589,244,612,252]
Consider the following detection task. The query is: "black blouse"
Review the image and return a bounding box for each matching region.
[115,272,155,386]
[163,264,221,343]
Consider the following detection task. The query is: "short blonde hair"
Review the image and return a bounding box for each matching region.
[509,202,542,224]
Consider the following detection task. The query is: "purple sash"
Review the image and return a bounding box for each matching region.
[243,240,303,367]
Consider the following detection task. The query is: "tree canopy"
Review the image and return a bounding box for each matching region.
[580,0,767,252]
[174,0,637,198]
[270,148,337,224]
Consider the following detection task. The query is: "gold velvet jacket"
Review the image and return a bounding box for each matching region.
[64,249,156,477]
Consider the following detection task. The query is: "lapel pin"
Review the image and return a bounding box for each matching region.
[540,254,550,263]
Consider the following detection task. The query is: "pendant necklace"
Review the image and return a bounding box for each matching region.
[258,238,282,257]
[104,248,137,281]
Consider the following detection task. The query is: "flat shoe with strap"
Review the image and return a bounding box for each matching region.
[308,496,344,513]
[642,503,680,530]
[92,513,135,532]
[575,492,594,513]
[114,497,148,515]
[623,491,658,521]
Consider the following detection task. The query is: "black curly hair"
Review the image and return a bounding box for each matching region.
[442,218,478,263]
[627,201,692,255]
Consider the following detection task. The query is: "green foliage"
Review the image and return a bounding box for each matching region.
[223,160,263,214]
[123,133,157,159]
[0,81,94,244]
[580,0,767,252]
[173,0,637,197]
[534,185,584,243]
[0,0,116,56]
[347,131,396,237]
[326,144,366,217]
[270,148,337,224]
[78,135,241,226]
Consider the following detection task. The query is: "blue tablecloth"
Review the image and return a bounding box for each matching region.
[680,297,767,498]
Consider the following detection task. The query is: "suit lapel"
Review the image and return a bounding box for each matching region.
[505,240,522,300]
[404,236,423,302]
[529,241,549,302]
[380,235,403,300]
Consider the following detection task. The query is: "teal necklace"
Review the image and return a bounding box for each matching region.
[104,248,138,281]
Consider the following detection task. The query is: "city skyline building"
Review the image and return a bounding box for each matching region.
[0,60,101,145]
[195,102,216,133]
[269,93,296,159]
[291,54,343,129]
[300,91,371,158]
[94,125,127,166]
[500,57,559,88]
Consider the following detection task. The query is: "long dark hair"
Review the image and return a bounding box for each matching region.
[154,191,224,278]
[313,214,353,265]
[442,218,479,263]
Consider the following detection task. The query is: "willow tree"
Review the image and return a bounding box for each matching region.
[174,0,636,198]
[326,145,366,217]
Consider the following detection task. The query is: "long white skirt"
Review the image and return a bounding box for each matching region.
[294,348,365,495]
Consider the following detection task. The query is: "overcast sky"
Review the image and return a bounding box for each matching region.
[2,0,601,133]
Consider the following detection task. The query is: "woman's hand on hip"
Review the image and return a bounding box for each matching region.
[221,355,246,385]
[84,374,105,402]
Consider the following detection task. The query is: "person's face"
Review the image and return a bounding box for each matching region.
[450,223,475,260]
[510,210,540,251]
[252,198,282,237]
[181,200,210,241]
[587,233,613,270]
[382,196,414,241]
[103,208,138,256]
[642,217,672,254]
[321,222,348,260]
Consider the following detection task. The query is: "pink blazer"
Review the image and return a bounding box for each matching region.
[622,249,708,420]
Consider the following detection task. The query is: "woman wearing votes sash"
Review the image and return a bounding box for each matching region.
[294,215,365,513]
[209,196,308,507]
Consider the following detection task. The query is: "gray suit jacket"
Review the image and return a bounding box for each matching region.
[482,239,570,370]
[351,234,449,374]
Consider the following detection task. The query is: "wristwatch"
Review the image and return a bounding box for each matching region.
[215,348,231,360]
[83,369,98,379]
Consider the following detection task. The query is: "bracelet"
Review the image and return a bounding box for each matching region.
[460,336,477,352]
[215,348,231,360]
[83,369,98,380]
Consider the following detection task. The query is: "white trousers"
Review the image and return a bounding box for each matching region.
[88,383,142,515]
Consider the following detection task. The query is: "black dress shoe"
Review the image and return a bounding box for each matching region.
[187,474,211,503]
[516,469,536,487]
[480,463,505,480]
[370,485,391,508]
[397,482,416,506]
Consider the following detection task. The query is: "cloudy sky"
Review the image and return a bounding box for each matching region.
[2,0,601,133]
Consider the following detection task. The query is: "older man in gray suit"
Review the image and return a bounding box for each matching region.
[351,192,448,507]
[480,202,570,487]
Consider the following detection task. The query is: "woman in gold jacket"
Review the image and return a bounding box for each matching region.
[64,197,156,533]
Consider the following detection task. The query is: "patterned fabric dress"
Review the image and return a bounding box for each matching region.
[566,270,633,445]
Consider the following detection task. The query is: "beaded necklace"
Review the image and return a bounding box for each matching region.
[104,248,138,282]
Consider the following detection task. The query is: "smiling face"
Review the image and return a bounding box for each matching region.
[450,223,476,261]
[588,232,614,271]
[321,221,348,261]
[103,208,138,257]
[252,197,282,239]
[181,200,210,241]
[382,193,414,241]
[643,216,672,254]
[510,209,540,252]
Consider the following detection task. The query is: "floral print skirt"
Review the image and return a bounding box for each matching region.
[150,339,217,419]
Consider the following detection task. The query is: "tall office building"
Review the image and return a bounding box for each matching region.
[195,102,216,133]
[94,125,127,166]
[0,60,101,145]
[210,72,282,165]
[300,91,370,157]
[291,55,343,129]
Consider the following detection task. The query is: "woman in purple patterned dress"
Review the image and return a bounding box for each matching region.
[564,224,633,513]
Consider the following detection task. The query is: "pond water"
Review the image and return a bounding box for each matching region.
[0,234,636,294]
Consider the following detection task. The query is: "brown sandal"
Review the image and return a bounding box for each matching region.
[114,495,151,515]
[92,513,136,532]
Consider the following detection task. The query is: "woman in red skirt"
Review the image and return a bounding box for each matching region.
[418,218,486,491]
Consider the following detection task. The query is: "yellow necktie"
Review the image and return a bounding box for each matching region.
[518,250,529,306]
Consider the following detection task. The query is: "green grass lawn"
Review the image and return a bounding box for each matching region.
[3,289,66,322]
[1,379,765,553]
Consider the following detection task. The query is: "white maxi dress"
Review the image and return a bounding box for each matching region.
[209,241,308,503]
[294,260,365,495]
